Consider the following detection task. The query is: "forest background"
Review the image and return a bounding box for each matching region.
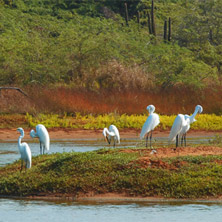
[1,0,222,116]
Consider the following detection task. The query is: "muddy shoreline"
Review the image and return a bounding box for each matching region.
[0,128,220,141]
[1,193,222,203]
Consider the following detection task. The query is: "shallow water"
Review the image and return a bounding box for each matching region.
[0,198,222,222]
[0,136,213,167]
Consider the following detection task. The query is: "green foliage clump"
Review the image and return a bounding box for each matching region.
[1,150,222,198]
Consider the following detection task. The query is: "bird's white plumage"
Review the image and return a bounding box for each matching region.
[169,105,203,144]
[179,105,203,138]
[30,124,50,154]
[17,127,32,169]
[168,114,188,142]
[179,114,190,137]
[140,105,160,139]
[103,124,120,145]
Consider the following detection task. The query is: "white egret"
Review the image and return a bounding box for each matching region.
[30,124,50,155]
[17,127,32,171]
[180,105,203,146]
[168,114,189,149]
[169,105,203,148]
[103,124,120,147]
[140,105,160,148]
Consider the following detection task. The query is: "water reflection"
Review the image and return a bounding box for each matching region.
[0,198,222,222]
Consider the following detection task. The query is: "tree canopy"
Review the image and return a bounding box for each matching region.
[0,0,221,89]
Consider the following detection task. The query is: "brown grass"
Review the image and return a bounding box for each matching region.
[0,85,222,115]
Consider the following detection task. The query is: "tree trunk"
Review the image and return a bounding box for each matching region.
[151,0,156,36]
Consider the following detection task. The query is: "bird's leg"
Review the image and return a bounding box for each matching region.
[113,140,116,148]
[184,133,187,147]
[176,135,178,148]
[150,130,153,149]
[146,132,149,148]
[40,142,42,155]
[181,135,184,146]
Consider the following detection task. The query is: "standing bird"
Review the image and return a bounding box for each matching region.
[169,105,203,148]
[179,105,203,146]
[17,128,32,171]
[103,124,120,148]
[168,114,190,149]
[140,105,160,148]
[30,124,50,155]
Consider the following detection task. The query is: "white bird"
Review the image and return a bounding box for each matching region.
[179,105,203,146]
[30,124,50,155]
[103,125,120,147]
[17,127,32,171]
[140,105,160,148]
[180,114,190,147]
[169,105,203,148]
[168,114,190,149]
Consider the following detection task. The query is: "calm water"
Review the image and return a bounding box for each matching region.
[0,136,217,221]
[0,198,222,222]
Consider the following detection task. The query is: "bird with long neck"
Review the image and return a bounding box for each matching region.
[169,105,203,149]
[180,105,203,146]
[103,125,120,147]
[140,105,160,149]
[30,124,50,155]
[188,105,203,124]
[17,128,32,171]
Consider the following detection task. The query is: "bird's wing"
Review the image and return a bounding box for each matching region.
[140,113,160,139]
[109,125,120,143]
[140,116,153,139]
[24,143,32,168]
[168,114,184,142]
[150,113,160,130]
[36,125,50,150]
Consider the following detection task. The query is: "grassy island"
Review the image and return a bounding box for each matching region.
[1,147,222,199]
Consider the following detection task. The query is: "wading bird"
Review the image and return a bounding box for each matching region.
[103,125,120,147]
[17,127,32,171]
[180,105,203,146]
[30,124,50,155]
[140,105,160,149]
[169,105,203,149]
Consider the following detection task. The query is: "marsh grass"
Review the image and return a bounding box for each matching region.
[1,149,222,198]
[1,86,222,115]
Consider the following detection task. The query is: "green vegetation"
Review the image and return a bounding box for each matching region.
[1,149,222,198]
[1,113,222,131]
[25,113,222,131]
[1,0,222,89]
